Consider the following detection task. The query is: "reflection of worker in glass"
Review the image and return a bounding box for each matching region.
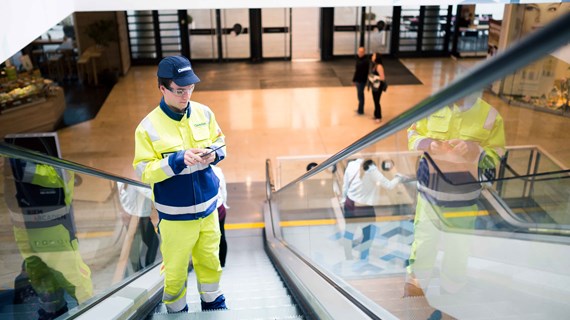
[342,158,403,218]
[4,159,93,319]
[405,91,505,297]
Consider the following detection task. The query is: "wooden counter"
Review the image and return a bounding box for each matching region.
[0,87,65,138]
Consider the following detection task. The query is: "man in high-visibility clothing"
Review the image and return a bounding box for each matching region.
[133,55,227,313]
[405,92,505,297]
[5,158,93,319]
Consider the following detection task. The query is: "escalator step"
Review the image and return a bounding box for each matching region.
[151,305,302,319]
[185,287,290,302]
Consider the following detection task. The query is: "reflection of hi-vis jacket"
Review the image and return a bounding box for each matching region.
[133,99,226,221]
[8,159,75,229]
[6,159,93,307]
[407,99,506,206]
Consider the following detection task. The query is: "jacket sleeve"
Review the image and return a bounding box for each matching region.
[407,118,433,151]
[207,108,226,165]
[370,166,402,190]
[133,125,179,184]
[479,113,506,169]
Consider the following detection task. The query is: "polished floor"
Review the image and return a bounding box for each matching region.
[56,57,570,187]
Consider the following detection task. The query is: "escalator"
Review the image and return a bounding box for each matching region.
[0,11,569,320]
[150,230,304,319]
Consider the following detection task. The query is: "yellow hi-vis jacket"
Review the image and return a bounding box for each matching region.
[133,99,226,221]
[6,159,74,227]
[407,98,505,206]
[407,98,505,168]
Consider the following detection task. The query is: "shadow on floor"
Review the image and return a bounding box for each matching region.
[58,78,114,128]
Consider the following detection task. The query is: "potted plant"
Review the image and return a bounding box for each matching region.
[84,19,117,47]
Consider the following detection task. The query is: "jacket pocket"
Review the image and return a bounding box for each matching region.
[460,126,490,141]
[152,140,183,158]
[426,117,450,140]
[192,126,211,146]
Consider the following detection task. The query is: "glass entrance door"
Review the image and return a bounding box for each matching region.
[261,8,291,59]
[221,9,250,60]
[187,9,218,61]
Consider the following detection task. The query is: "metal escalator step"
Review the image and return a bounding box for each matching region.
[221,281,286,291]
[220,269,279,277]
[185,286,290,301]
[186,295,295,310]
[152,305,302,319]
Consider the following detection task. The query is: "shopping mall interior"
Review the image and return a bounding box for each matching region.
[0,1,569,319]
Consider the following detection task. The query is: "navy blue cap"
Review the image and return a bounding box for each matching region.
[157,55,200,86]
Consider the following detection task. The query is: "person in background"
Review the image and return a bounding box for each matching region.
[367,52,386,123]
[133,55,227,313]
[211,166,229,267]
[352,47,369,115]
[342,158,403,218]
[117,182,160,271]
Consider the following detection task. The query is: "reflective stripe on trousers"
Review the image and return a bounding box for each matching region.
[159,211,222,312]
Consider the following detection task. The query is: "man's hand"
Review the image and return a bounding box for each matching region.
[429,140,451,155]
[448,139,480,162]
[200,148,217,165]
[184,149,207,167]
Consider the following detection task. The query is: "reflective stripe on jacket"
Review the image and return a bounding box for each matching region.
[133,99,226,221]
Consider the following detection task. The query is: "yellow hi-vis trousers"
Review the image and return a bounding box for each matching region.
[407,195,476,293]
[14,225,93,312]
[159,210,222,313]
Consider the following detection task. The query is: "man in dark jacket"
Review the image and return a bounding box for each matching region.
[352,47,369,115]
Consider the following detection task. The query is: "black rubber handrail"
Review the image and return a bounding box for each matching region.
[0,142,149,188]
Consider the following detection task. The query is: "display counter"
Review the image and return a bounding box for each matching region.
[0,87,65,137]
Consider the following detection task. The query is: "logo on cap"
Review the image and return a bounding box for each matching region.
[178,66,192,73]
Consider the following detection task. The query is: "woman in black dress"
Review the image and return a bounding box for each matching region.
[368,52,385,123]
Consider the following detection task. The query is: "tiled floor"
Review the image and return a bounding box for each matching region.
[55,57,570,188]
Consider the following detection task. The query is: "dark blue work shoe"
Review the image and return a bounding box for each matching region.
[201,295,227,310]
[427,310,442,320]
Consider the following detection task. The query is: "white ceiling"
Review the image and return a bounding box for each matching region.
[1,0,564,63]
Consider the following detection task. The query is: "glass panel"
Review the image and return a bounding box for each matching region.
[333,7,360,56]
[271,29,570,319]
[222,9,250,59]
[262,8,290,58]
[127,11,157,60]
[291,7,320,60]
[0,155,159,318]
[399,7,420,52]
[421,6,448,52]
[365,7,392,55]
[187,9,217,60]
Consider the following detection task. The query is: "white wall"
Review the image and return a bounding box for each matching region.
[1,0,74,63]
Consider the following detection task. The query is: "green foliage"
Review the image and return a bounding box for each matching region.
[85,19,117,47]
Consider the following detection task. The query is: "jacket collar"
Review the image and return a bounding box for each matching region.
[160,97,191,121]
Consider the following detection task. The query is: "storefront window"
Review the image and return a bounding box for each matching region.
[500,3,570,115]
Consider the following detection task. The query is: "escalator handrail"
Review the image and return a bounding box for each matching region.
[482,188,570,235]
[422,151,570,186]
[0,142,149,188]
[264,161,392,319]
[276,12,570,194]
